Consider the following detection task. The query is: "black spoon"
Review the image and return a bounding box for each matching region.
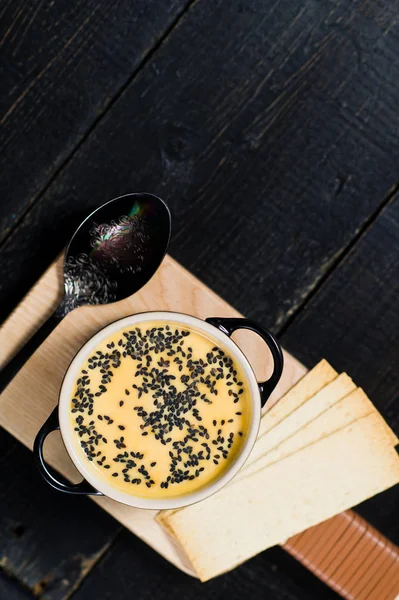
[0,192,171,393]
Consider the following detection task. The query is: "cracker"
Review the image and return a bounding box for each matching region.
[259,359,338,437]
[237,373,356,478]
[241,387,372,478]
[161,414,399,581]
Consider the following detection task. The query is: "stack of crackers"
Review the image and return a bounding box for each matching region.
[157,360,399,581]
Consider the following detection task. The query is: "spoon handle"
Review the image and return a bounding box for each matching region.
[0,305,65,393]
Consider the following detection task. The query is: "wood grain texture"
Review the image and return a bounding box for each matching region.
[2,0,399,330]
[0,428,119,599]
[284,511,399,600]
[0,569,32,600]
[70,530,340,600]
[282,193,399,543]
[0,0,190,241]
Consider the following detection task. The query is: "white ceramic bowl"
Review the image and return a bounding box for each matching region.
[34,311,283,510]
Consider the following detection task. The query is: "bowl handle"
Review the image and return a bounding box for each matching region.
[33,407,102,495]
[205,317,284,408]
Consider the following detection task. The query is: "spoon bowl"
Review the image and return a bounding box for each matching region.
[61,193,171,313]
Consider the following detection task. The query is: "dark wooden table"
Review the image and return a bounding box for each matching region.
[1,1,398,598]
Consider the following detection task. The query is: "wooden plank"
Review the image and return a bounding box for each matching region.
[2,0,399,331]
[281,194,399,542]
[0,254,306,594]
[70,531,341,600]
[0,0,190,242]
[0,569,32,600]
[0,428,119,598]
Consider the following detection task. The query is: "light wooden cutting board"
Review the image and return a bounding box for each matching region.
[0,254,306,576]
